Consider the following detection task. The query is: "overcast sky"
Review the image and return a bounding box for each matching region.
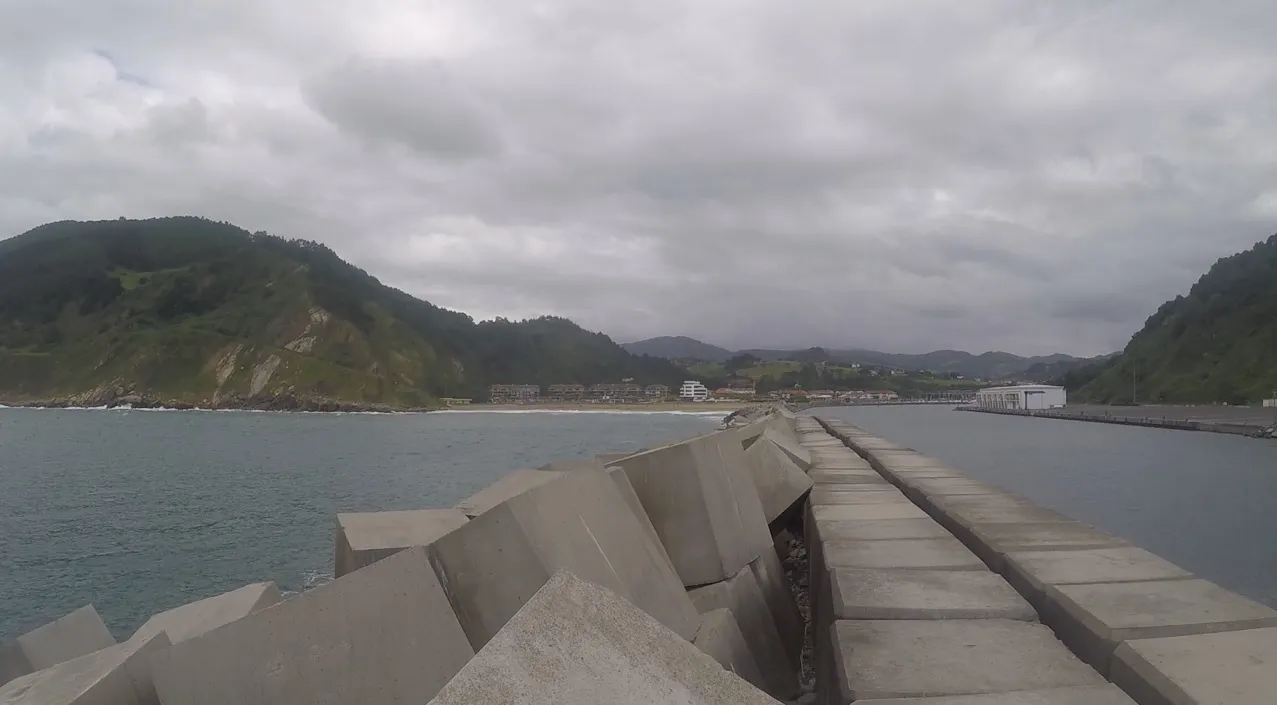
[3,1,1276,356]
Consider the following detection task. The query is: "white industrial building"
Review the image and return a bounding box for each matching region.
[974,384,1067,410]
[679,380,709,402]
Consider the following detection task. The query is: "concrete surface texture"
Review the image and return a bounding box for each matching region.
[334,508,470,577]
[864,685,1138,704]
[966,522,1129,571]
[811,503,930,522]
[0,631,169,705]
[827,568,1037,621]
[605,465,677,573]
[1045,578,1277,674]
[428,466,699,649]
[12,605,116,674]
[1004,547,1194,608]
[831,619,1106,701]
[688,563,799,699]
[808,488,912,505]
[427,571,783,705]
[744,438,814,526]
[130,582,281,645]
[0,642,31,689]
[810,517,952,542]
[453,469,563,518]
[808,465,885,480]
[612,431,772,587]
[763,427,813,471]
[1110,627,1277,705]
[150,546,474,705]
[823,537,987,571]
[692,608,768,692]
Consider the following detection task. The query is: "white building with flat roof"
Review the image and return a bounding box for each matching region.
[975,384,1066,411]
[679,380,709,402]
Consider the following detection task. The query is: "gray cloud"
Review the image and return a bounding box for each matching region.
[3,0,1277,357]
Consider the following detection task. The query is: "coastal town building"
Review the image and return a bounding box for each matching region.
[974,384,1066,410]
[590,383,644,402]
[840,390,900,402]
[488,384,540,403]
[712,387,756,399]
[679,380,709,402]
[645,384,670,400]
[548,384,587,401]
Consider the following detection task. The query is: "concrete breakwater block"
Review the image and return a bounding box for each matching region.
[744,438,813,526]
[966,522,1129,572]
[749,548,804,666]
[862,685,1138,704]
[828,568,1037,622]
[809,468,889,485]
[14,604,116,673]
[823,537,987,572]
[809,487,911,505]
[693,609,767,688]
[930,495,1074,542]
[131,582,280,645]
[1110,626,1277,705]
[1003,546,1193,611]
[813,568,1039,700]
[0,632,169,705]
[689,563,798,699]
[830,619,1106,701]
[454,468,563,518]
[334,508,469,577]
[428,571,783,705]
[612,432,772,587]
[152,546,474,705]
[1043,578,1277,675]
[429,467,699,649]
[763,427,813,470]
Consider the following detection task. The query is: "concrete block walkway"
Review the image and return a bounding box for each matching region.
[812,416,1277,705]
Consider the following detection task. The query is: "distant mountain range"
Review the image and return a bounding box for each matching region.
[622,337,1109,381]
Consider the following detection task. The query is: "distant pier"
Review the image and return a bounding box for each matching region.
[959,404,1277,439]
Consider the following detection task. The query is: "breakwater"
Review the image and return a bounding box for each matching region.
[4,406,1270,704]
[960,404,1277,438]
[813,415,1275,704]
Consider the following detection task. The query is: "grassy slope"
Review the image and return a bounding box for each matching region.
[1076,234,1277,404]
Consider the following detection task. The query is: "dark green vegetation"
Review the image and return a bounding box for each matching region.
[620,335,735,362]
[687,354,984,397]
[0,218,684,409]
[623,339,1100,381]
[1067,235,1277,405]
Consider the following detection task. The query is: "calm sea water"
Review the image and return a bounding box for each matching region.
[0,408,723,638]
[823,405,1277,607]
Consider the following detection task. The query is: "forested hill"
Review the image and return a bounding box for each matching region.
[0,217,684,409]
[1067,234,1277,404]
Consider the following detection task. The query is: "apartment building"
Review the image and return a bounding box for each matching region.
[488,384,541,403]
[548,384,587,401]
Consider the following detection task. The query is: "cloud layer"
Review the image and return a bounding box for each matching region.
[4,0,1277,355]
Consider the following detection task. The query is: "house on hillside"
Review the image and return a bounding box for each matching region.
[590,383,644,403]
[548,383,586,401]
[644,384,670,400]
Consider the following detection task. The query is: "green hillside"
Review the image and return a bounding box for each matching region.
[0,217,684,409]
[1070,234,1277,404]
